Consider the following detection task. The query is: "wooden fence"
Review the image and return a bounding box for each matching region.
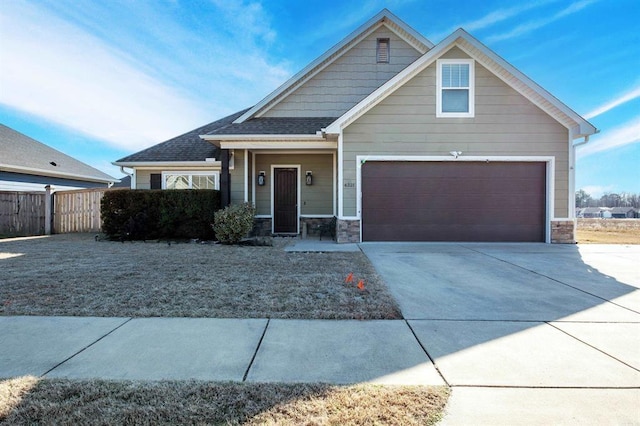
[0,191,46,236]
[53,188,114,234]
[0,187,124,237]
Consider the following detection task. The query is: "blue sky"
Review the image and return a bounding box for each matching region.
[1,0,638,198]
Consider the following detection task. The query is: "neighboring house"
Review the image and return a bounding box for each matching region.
[1,124,117,191]
[114,9,597,243]
[610,207,635,218]
[111,175,132,188]
[578,207,605,218]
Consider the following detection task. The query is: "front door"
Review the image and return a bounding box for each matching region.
[273,168,298,233]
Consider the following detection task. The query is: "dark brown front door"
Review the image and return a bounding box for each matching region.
[362,161,546,242]
[274,168,298,233]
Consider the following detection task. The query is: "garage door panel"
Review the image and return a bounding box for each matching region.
[362,161,546,242]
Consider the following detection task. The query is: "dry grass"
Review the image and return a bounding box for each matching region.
[576,219,640,244]
[0,377,449,425]
[0,234,401,319]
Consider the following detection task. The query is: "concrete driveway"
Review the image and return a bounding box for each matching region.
[360,242,640,424]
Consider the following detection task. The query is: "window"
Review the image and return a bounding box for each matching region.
[162,172,218,190]
[437,59,475,117]
[376,38,389,63]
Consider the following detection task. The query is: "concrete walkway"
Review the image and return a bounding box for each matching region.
[1,242,639,424]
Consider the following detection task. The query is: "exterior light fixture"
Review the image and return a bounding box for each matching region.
[258,171,266,186]
[305,171,313,185]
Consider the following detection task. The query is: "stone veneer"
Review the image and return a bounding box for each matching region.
[336,219,360,243]
[251,218,272,237]
[551,219,575,244]
[301,217,335,238]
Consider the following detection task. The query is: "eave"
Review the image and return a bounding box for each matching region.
[112,161,220,168]
[0,164,116,184]
[201,133,336,150]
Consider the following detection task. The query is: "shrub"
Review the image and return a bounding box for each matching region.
[213,203,256,244]
[101,190,220,240]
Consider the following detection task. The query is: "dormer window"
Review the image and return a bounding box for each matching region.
[436,59,475,117]
[376,38,389,63]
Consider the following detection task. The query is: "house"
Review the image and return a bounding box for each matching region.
[1,124,117,191]
[114,9,597,244]
[610,207,635,218]
[578,207,604,218]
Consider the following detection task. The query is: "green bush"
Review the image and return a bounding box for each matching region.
[101,190,220,240]
[213,203,256,244]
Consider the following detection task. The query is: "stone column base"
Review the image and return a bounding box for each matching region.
[551,219,575,244]
[336,219,360,243]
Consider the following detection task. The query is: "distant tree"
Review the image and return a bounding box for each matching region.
[600,193,621,207]
[577,190,640,208]
[575,189,593,208]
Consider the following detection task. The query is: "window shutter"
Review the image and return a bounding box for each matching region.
[150,173,161,189]
[376,38,389,63]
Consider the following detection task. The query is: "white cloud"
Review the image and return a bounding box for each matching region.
[0,1,293,153]
[577,118,640,158]
[584,85,640,119]
[486,0,598,43]
[0,2,211,151]
[429,0,558,41]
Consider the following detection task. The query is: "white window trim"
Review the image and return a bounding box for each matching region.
[436,58,475,118]
[161,171,220,190]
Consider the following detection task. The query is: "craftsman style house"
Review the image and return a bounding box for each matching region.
[114,9,596,243]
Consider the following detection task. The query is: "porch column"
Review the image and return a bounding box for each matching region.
[220,149,231,207]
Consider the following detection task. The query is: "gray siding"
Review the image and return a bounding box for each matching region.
[343,47,570,218]
[230,149,246,204]
[263,26,423,118]
[254,154,334,216]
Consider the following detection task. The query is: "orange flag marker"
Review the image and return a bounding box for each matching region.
[345,272,354,283]
[357,280,365,290]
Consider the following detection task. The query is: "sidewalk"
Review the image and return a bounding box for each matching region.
[0,316,444,385]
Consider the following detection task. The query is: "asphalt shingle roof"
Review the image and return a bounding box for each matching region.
[0,124,116,183]
[206,117,337,135]
[116,111,336,163]
[115,109,250,163]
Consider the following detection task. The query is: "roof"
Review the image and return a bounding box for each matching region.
[115,109,249,164]
[325,28,597,139]
[206,117,336,136]
[234,9,433,123]
[0,124,117,183]
[610,207,635,213]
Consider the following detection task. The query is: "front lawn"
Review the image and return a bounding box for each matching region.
[1,377,449,425]
[0,234,401,319]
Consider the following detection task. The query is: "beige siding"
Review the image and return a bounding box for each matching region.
[135,169,152,189]
[343,47,570,218]
[253,154,334,216]
[263,27,423,118]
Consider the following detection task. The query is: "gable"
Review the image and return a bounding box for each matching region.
[235,9,432,124]
[326,29,596,139]
[262,25,424,118]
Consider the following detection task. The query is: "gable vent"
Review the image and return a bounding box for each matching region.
[376,38,390,63]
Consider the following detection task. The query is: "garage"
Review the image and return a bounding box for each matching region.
[361,161,546,242]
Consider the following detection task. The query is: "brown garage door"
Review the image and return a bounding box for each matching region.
[362,161,546,242]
